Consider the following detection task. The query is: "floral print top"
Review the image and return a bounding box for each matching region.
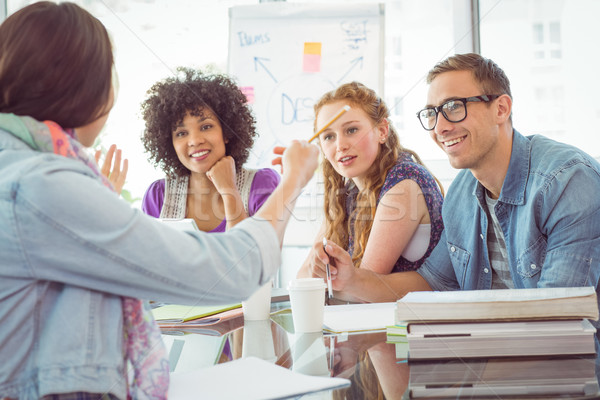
[346,153,444,272]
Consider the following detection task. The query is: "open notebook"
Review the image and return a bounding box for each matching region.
[152,303,242,324]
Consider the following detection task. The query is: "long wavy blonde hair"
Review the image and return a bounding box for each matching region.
[316,82,441,267]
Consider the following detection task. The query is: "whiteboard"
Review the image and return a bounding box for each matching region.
[228,3,385,167]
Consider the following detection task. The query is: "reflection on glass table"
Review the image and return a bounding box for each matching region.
[408,356,599,399]
[160,305,600,400]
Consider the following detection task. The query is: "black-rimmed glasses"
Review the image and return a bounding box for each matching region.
[416,94,501,131]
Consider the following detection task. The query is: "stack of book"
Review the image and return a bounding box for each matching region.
[391,286,600,398]
[409,356,599,398]
[386,322,408,358]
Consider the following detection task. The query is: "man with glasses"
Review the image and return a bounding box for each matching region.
[324,53,600,313]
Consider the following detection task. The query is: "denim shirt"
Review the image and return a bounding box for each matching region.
[0,130,280,399]
[418,130,600,328]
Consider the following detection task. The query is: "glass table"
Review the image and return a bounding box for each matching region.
[161,305,600,399]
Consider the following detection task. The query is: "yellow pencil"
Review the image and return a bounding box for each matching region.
[308,104,351,143]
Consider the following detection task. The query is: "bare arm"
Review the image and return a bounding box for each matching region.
[259,141,320,246]
[302,179,431,301]
[360,179,429,275]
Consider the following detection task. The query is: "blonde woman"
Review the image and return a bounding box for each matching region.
[298,82,443,302]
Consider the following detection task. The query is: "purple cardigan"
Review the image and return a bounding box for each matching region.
[141,168,280,233]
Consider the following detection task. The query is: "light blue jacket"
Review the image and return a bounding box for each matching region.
[0,127,280,399]
[418,131,600,327]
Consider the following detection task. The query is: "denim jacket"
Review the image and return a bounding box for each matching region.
[418,130,600,326]
[0,129,280,399]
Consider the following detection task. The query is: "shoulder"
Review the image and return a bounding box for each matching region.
[141,178,166,217]
[14,153,124,218]
[246,168,280,214]
[250,168,281,189]
[0,131,101,199]
[145,178,166,193]
[388,156,435,183]
[380,155,440,196]
[17,152,101,186]
[527,134,600,175]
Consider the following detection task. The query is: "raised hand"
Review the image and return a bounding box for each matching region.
[95,144,128,195]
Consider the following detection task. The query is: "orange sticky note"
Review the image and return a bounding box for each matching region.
[303,42,322,73]
[304,42,322,55]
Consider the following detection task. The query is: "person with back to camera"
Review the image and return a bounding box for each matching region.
[297,82,444,303]
[0,2,319,398]
[140,68,280,232]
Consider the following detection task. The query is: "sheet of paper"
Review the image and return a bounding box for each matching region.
[323,302,396,333]
[168,356,350,400]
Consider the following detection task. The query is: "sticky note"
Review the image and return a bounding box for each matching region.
[303,42,322,73]
[240,86,255,104]
[304,42,322,55]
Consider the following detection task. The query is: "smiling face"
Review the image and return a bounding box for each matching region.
[171,108,227,174]
[426,70,505,173]
[318,101,387,187]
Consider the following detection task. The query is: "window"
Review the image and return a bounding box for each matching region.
[532,20,562,61]
[480,0,600,158]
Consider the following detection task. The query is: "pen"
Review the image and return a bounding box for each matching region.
[308,104,351,143]
[323,237,333,299]
[329,335,336,375]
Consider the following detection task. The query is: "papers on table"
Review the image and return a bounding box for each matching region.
[152,303,241,323]
[168,356,350,399]
[323,302,396,333]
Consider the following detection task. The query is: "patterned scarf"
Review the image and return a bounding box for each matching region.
[0,113,169,399]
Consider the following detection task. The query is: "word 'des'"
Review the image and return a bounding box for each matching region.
[280,93,314,125]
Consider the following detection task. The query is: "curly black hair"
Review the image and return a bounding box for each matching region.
[141,67,257,177]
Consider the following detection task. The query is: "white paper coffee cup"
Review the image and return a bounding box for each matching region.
[242,280,272,320]
[287,278,327,333]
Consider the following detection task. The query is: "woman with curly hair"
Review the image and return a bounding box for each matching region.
[297,82,444,303]
[141,68,280,231]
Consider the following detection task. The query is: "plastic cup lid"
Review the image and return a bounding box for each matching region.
[287,278,327,291]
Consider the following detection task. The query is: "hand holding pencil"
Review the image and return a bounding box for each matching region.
[271,105,350,170]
